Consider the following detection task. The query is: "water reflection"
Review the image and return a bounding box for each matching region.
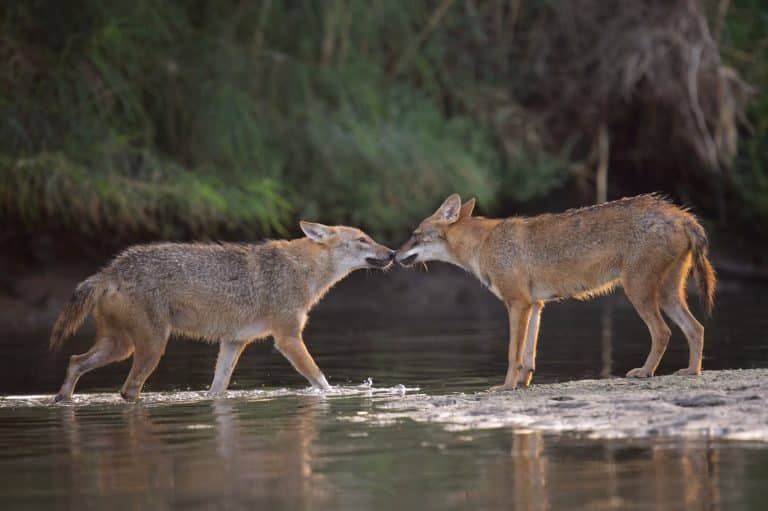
[1,282,767,508]
[209,398,332,507]
[0,390,764,509]
[55,405,170,506]
[54,397,334,507]
[464,432,730,511]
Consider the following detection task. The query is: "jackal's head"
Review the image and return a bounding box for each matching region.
[300,221,395,270]
[396,193,475,267]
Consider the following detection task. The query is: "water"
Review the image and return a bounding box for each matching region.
[1,277,767,510]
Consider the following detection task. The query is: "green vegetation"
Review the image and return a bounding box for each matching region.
[721,0,768,230]
[0,1,766,242]
[0,1,505,240]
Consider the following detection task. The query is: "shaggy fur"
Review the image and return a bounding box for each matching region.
[51,223,394,401]
[396,193,715,390]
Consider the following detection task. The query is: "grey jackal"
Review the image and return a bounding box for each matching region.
[51,222,394,401]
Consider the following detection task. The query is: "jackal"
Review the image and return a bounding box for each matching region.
[396,194,715,390]
[51,222,394,401]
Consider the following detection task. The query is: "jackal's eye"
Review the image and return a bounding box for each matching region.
[357,237,369,244]
[421,230,438,241]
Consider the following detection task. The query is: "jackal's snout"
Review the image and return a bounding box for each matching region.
[396,194,475,267]
[366,249,396,268]
[395,238,419,267]
[397,252,418,266]
[300,221,395,270]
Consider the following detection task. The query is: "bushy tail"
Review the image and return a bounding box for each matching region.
[684,217,716,316]
[49,275,103,349]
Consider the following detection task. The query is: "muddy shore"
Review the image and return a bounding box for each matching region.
[358,369,768,441]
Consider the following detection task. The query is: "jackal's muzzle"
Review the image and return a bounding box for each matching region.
[396,253,418,266]
[395,236,419,266]
[366,251,395,268]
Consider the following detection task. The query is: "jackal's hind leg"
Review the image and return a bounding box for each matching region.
[208,341,249,395]
[55,336,133,402]
[660,256,704,376]
[274,333,330,391]
[665,297,704,376]
[624,274,672,378]
[120,331,169,402]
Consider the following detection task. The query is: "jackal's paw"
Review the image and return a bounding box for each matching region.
[674,367,701,376]
[516,367,534,386]
[119,390,140,402]
[311,374,332,391]
[626,367,653,378]
[489,383,518,392]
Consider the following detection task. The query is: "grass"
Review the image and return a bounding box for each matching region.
[0,0,516,241]
[1,152,289,238]
[1,0,766,242]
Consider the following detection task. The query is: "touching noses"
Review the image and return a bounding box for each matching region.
[364,245,396,269]
[397,253,417,266]
[395,242,417,266]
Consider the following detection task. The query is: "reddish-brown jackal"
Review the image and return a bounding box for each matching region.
[396,194,715,390]
[51,222,394,401]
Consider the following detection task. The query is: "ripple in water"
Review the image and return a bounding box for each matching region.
[0,379,417,408]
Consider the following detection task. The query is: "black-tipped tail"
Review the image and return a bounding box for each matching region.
[684,217,716,316]
[49,276,102,349]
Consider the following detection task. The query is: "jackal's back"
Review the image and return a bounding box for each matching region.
[510,194,695,261]
[99,241,320,338]
[480,194,712,303]
[107,243,257,300]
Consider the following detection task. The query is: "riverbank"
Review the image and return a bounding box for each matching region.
[359,369,768,441]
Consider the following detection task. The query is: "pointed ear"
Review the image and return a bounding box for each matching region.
[300,221,334,242]
[459,197,476,219]
[436,194,462,223]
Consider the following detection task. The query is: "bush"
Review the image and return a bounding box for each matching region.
[0,0,514,241]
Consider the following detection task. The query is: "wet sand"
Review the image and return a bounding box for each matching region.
[361,369,768,441]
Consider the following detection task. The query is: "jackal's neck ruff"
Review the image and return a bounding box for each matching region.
[282,238,353,305]
[444,217,502,276]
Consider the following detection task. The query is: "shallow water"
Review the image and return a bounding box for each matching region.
[1,280,768,509]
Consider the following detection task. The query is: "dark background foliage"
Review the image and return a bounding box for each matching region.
[1,0,766,246]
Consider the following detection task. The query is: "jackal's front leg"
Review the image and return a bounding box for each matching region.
[490,302,532,392]
[517,301,543,387]
[274,331,331,391]
[208,341,249,396]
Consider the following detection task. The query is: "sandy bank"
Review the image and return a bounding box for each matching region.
[361,369,768,441]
